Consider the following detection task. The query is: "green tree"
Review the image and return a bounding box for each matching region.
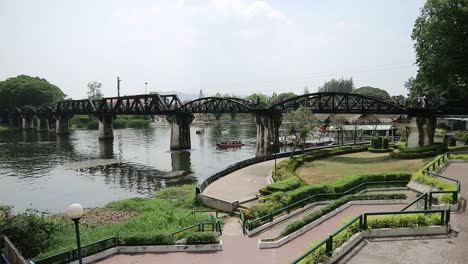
[353,86,391,100]
[271,92,297,104]
[287,106,319,154]
[0,75,65,109]
[318,78,354,93]
[87,81,104,100]
[412,0,468,100]
[245,93,270,106]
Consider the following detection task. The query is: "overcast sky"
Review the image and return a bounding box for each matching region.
[0,0,425,99]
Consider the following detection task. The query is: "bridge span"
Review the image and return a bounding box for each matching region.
[3,92,467,156]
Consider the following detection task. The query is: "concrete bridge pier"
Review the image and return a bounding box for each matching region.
[21,117,35,130]
[406,114,437,147]
[255,111,282,157]
[97,114,115,140]
[167,113,194,150]
[36,117,50,131]
[56,115,71,134]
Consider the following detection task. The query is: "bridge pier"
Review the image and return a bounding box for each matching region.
[21,117,35,130]
[406,114,437,147]
[167,113,194,150]
[97,114,115,140]
[255,112,282,157]
[56,116,71,134]
[36,117,50,131]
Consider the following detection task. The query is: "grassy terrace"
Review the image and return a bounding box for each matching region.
[295,152,431,184]
[19,184,211,259]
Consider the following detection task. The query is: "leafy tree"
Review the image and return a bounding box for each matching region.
[0,75,65,109]
[303,86,310,95]
[412,0,468,100]
[318,78,354,93]
[271,92,297,105]
[328,114,348,145]
[87,81,104,100]
[287,106,319,154]
[245,93,270,106]
[353,86,391,100]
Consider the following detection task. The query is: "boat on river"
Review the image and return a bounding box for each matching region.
[216,141,245,149]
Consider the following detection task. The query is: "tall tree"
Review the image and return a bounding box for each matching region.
[353,86,391,100]
[0,75,65,109]
[287,106,319,154]
[318,78,354,93]
[412,0,468,100]
[245,93,270,106]
[271,92,297,105]
[87,81,104,100]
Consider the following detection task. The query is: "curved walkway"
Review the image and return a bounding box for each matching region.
[203,158,287,203]
[98,203,405,264]
[337,162,468,264]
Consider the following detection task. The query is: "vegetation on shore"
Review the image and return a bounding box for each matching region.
[71,115,151,130]
[1,184,212,259]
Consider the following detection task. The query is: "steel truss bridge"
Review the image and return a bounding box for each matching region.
[3,92,468,118]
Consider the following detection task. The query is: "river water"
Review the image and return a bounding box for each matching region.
[0,122,258,213]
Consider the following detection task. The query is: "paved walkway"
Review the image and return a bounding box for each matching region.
[98,203,405,264]
[203,158,287,203]
[337,162,468,264]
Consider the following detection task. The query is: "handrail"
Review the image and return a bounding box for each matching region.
[401,192,429,211]
[243,180,409,232]
[291,208,451,264]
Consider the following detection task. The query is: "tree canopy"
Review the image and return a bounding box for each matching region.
[411,0,468,100]
[353,86,391,100]
[318,78,354,93]
[0,75,66,109]
[87,81,104,100]
[271,92,297,105]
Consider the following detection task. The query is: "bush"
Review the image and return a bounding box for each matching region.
[398,143,447,153]
[465,135,468,145]
[391,143,447,159]
[85,120,98,130]
[113,118,127,129]
[382,136,389,149]
[0,208,66,258]
[118,232,175,245]
[185,232,219,244]
[266,176,301,192]
[282,193,407,236]
[128,119,150,128]
[449,137,457,146]
[368,148,392,153]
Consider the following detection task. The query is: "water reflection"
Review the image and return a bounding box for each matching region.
[0,123,258,212]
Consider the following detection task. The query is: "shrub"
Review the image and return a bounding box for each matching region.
[118,232,175,245]
[382,136,389,149]
[85,120,98,130]
[266,176,301,192]
[128,120,150,128]
[368,148,392,153]
[113,118,127,129]
[449,137,457,146]
[465,135,468,145]
[398,143,446,153]
[185,232,219,244]
[0,208,66,258]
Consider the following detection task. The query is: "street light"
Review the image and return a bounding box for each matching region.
[145,82,148,94]
[67,203,84,264]
[270,141,277,173]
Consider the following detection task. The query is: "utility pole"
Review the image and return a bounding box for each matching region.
[145,82,148,94]
[117,77,121,97]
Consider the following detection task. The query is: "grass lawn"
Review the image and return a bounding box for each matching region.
[295,152,432,184]
[0,124,10,131]
[33,184,211,260]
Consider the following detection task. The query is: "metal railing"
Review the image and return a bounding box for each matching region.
[197,143,369,194]
[34,237,117,264]
[242,179,410,232]
[291,209,451,264]
[2,236,28,264]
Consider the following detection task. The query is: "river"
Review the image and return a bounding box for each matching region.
[0,122,259,213]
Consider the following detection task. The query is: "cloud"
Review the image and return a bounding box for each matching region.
[211,0,289,22]
[336,21,361,32]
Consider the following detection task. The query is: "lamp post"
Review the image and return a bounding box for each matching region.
[67,203,84,264]
[270,141,277,173]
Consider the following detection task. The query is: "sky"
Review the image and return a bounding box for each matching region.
[0,0,426,99]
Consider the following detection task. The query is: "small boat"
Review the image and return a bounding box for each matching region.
[196,128,205,135]
[219,129,230,135]
[216,141,245,149]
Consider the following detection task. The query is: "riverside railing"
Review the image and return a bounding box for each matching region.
[196,143,370,194]
[291,208,451,264]
[241,179,409,233]
[2,236,28,264]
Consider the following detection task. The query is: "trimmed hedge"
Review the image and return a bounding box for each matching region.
[266,176,301,192]
[244,172,411,220]
[368,148,393,153]
[185,232,219,245]
[382,136,389,149]
[390,143,447,159]
[282,193,407,236]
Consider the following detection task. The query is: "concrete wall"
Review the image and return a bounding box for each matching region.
[197,194,239,213]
